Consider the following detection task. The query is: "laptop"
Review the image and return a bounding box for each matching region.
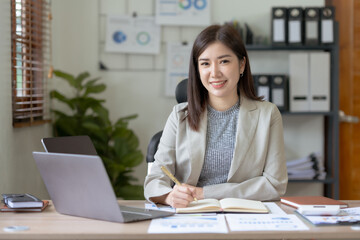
[32,151,174,223]
[41,136,97,155]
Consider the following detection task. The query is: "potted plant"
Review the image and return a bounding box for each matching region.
[50,70,144,199]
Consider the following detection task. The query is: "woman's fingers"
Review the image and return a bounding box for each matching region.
[167,185,195,208]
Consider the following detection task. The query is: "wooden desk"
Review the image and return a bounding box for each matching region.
[0,200,359,240]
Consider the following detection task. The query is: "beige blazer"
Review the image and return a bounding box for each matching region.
[144,96,288,201]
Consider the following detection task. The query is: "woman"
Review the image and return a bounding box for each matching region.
[144,24,288,208]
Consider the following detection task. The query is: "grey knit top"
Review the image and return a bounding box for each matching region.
[196,101,240,187]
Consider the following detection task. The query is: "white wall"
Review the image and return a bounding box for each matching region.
[0,0,51,199]
[0,0,325,199]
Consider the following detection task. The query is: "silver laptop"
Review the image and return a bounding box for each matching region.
[41,136,97,155]
[32,152,174,223]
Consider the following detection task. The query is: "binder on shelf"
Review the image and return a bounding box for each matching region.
[304,8,320,45]
[309,52,330,111]
[320,6,335,44]
[288,7,304,46]
[271,7,287,45]
[289,52,310,112]
[271,75,288,111]
[253,75,271,101]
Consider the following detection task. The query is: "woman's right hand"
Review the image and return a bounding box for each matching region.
[165,184,198,208]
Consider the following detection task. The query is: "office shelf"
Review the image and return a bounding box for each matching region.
[280,111,336,116]
[246,45,335,51]
[247,23,339,199]
[289,177,335,184]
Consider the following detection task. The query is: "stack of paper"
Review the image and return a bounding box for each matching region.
[286,152,326,180]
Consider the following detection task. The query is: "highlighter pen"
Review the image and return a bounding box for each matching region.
[160,166,198,202]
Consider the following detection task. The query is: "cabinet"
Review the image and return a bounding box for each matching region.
[246,23,339,199]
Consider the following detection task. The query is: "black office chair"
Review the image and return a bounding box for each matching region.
[146,78,188,174]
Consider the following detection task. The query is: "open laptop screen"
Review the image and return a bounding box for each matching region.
[41,136,97,155]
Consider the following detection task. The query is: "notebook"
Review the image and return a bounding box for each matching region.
[176,198,268,214]
[280,196,348,209]
[41,136,97,155]
[32,152,174,223]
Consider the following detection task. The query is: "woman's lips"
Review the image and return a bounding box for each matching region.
[210,80,227,88]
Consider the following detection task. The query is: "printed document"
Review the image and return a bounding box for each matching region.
[264,202,287,215]
[225,214,309,231]
[148,214,228,233]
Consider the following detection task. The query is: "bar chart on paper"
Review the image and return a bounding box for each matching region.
[148,214,228,233]
[225,214,309,231]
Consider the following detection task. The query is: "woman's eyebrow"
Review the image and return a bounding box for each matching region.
[198,54,233,61]
[217,54,232,59]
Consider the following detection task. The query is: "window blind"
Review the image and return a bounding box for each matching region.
[11,0,51,127]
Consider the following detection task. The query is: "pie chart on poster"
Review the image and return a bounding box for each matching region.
[113,31,127,44]
[136,32,151,45]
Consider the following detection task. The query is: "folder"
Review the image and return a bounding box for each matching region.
[271,7,287,45]
[320,6,335,44]
[271,75,288,111]
[304,8,320,45]
[253,75,270,101]
[288,7,303,46]
[289,53,310,112]
[309,52,330,111]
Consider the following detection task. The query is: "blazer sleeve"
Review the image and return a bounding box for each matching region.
[143,104,183,202]
[203,104,288,201]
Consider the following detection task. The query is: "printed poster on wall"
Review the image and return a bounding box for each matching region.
[156,0,210,26]
[105,15,161,54]
[165,42,192,97]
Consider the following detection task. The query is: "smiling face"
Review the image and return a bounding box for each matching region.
[198,41,245,110]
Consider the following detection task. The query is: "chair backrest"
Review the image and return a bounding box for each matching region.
[175,78,188,104]
[146,78,188,174]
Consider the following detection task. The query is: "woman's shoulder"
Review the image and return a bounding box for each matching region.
[173,102,188,112]
[174,102,188,112]
[244,97,280,115]
[255,100,276,109]
[168,102,188,121]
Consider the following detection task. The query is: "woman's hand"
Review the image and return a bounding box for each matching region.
[165,184,204,208]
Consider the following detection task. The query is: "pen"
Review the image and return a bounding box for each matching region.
[160,166,198,202]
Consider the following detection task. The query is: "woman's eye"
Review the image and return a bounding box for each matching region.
[221,59,229,64]
[200,62,209,66]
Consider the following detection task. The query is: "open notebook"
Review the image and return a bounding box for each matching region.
[176,198,269,214]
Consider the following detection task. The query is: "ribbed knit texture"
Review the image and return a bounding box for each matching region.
[196,101,240,187]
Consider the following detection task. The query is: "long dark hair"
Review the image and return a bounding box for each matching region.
[186,24,261,131]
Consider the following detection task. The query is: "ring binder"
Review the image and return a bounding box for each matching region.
[320,6,335,44]
[271,7,288,45]
[254,75,270,101]
[304,7,320,45]
[288,7,303,46]
[271,75,288,111]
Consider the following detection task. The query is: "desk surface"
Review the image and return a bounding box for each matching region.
[0,200,359,240]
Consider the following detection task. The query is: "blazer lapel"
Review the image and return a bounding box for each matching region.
[228,97,259,180]
[186,108,208,185]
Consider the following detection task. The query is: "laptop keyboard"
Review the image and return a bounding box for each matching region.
[118,205,173,223]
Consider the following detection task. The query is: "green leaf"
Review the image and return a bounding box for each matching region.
[82,120,108,143]
[53,70,77,88]
[83,77,101,89]
[91,102,110,124]
[53,117,79,136]
[51,110,70,118]
[75,72,90,90]
[115,185,144,200]
[72,97,105,116]
[84,83,106,96]
[50,90,75,110]
[121,151,143,168]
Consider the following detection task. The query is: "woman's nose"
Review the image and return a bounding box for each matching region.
[210,64,221,78]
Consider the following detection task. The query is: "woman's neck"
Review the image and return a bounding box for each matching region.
[208,95,239,112]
